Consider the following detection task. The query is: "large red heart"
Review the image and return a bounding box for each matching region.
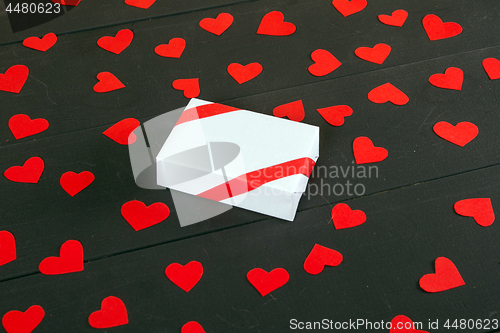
[181,321,205,333]
[22,33,57,52]
[247,268,289,296]
[432,121,478,147]
[165,261,203,292]
[9,114,49,139]
[422,14,462,41]
[93,72,125,93]
[428,67,463,90]
[303,244,343,275]
[2,305,45,333]
[257,11,296,36]
[454,198,495,227]
[317,105,352,126]
[0,65,29,94]
[103,118,140,145]
[332,0,367,17]
[60,171,95,197]
[52,0,81,6]
[390,315,429,333]
[121,200,170,231]
[124,0,155,9]
[0,231,16,267]
[97,29,133,54]
[331,203,366,229]
[355,43,391,65]
[482,58,500,80]
[227,62,263,84]
[199,13,233,36]
[368,82,409,105]
[378,10,408,27]
[273,100,305,122]
[154,38,186,58]
[4,157,44,183]
[308,49,342,76]
[38,240,84,275]
[172,78,200,98]
[352,137,388,164]
[88,296,128,329]
[419,257,465,293]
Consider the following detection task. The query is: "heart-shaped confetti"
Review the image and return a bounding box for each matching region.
[332,0,367,17]
[247,268,289,296]
[308,49,342,76]
[124,0,155,9]
[52,0,80,6]
[22,33,57,52]
[428,67,463,90]
[0,65,29,94]
[2,305,45,333]
[199,13,233,36]
[121,200,170,231]
[353,137,388,164]
[97,29,133,54]
[368,82,409,105]
[419,257,465,293]
[422,14,462,41]
[227,62,263,84]
[482,58,500,80]
[4,157,44,183]
[257,11,296,36]
[103,118,140,145]
[0,231,16,267]
[93,72,125,93]
[454,198,495,227]
[38,240,84,275]
[155,38,186,58]
[432,121,478,147]
[378,10,408,27]
[88,296,128,329]
[390,315,429,333]
[172,78,200,98]
[60,171,95,197]
[165,261,203,292]
[273,100,305,122]
[181,321,206,333]
[9,114,49,139]
[303,244,343,275]
[355,43,391,64]
[317,105,353,126]
[331,203,366,229]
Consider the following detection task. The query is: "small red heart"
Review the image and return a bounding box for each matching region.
[247,268,289,296]
[181,321,206,333]
[378,10,408,27]
[390,315,429,333]
[165,261,203,292]
[273,100,305,122]
[172,78,200,98]
[332,0,367,17]
[419,257,465,293]
[2,305,45,333]
[60,171,95,197]
[422,14,462,41]
[303,244,343,275]
[429,67,463,90]
[88,296,128,329]
[52,0,80,6]
[308,49,342,76]
[97,29,133,54]
[121,200,170,231]
[0,65,29,94]
[9,114,49,139]
[0,231,16,267]
[353,137,388,164]
[154,38,186,58]
[227,62,263,84]
[22,33,57,52]
[38,240,83,275]
[368,82,409,105]
[482,58,500,80]
[103,118,140,145]
[317,105,353,126]
[257,11,296,36]
[124,0,155,9]
[355,43,391,65]
[93,72,125,93]
[433,121,478,147]
[331,203,366,229]
[4,157,44,184]
[199,13,233,36]
[454,198,494,227]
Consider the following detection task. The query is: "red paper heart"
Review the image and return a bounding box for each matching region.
[9,114,49,139]
[308,49,342,76]
[2,305,45,333]
[172,78,200,98]
[390,315,429,333]
[0,231,16,267]
[273,100,305,122]
[154,38,186,58]
[355,43,391,65]
[227,62,263,84]
[482,58,500,80]
[368,82,409,105]
[4,157,44,183]
[103,118,140,145]
[378,10,408,27]
[454,198,495,227]
[0,65,29,94]
[332,0,367,17]
[181,321,206,333]
[429,67,463,90]
[165,261,203,292]
[124,0,155,9]
[257,11,296,36]
[22,33,57,52]
[419,257,465,293]
[88,296,128,329]
[199,13,233,36]
[60,171,95,197]
[422,14,462,41]
[97,29,133,54]
[432,121,478,147]
[52,0,81,6]
[38,240,83,275]
[121,200,170,231]
[331,203,366,229]
[247,268,289,296]
[317,105,353,126]
[93,72,125,93]
[353,137,388,164]
[303,244,343,275]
